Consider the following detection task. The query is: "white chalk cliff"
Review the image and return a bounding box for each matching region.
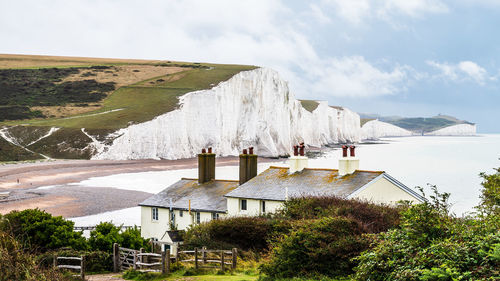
[361,120,413,140]
[94,68,361,160]
[425,124,477,136]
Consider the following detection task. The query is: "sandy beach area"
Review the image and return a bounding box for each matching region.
[0,157,277,218]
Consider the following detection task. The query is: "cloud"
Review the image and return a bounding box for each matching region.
[322,0,448,25]
[308,56,409,97]
[427,60,491,85]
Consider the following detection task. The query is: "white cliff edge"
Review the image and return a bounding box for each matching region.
[93,68,361,160]
[361,120,413,140]
[425,124,477,136]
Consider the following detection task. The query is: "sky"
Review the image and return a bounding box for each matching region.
[1,0,499,132]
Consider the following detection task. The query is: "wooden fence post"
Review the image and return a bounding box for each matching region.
[81,255,85,280]
[166,250,171,274]
[140,247,145,268]
[175,245,179,262]
[202,246,207,264]
[133,250,138,270]
[232,248,237,270]
[220,250,225,271]
[161,250,166,274]
[194,247,198,269]
[113,243,119,272]
[53,255,57,268]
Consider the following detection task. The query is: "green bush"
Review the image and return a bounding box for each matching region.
[0,208,87,251]
[353,185,500,280]
[280,196,401,233]
[260,217,370,278]
[183,216,289,251]
[89,222,150,252]
[0,230,68,281]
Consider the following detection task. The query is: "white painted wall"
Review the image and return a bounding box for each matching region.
[141,206,225,241]
[227,197,283,216]
[353,177,421,204]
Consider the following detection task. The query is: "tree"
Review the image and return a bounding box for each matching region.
[0,208,87,251]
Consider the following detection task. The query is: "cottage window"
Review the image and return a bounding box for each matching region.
[212,212,219,220]
[152,207,159,221]
[179,210,183,217]
[240,199,247,211]
[196,212,201,224]
[261,200,266,213]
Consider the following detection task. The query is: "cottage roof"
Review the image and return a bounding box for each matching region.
[139,179,239,212]
[224,166,385,201]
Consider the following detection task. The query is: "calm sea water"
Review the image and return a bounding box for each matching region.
[310,134,500,216]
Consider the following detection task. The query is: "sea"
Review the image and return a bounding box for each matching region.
[69,134,500,227]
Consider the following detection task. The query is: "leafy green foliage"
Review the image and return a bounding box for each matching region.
[280,196,401,233]
[183,217,289,251]
[261,217,370,278]
[89,222,150,252]
[0,230,68,281]
[478,167,500,216]
[353,185,500,280]
[0,208,87,251]
[36,249,113,273]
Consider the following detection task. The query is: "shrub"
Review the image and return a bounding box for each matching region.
[280,196,401,233]
[183,217,288,251]
[36,249,113,273]
[353,185,500,280]
[89,222,150,252]
[260,217,370,278]
[0,208,87,251]
[0,230,68,281]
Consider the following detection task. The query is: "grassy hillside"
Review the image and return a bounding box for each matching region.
[0,54,256,160]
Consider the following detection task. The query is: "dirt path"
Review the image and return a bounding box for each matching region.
[87,273,126,281]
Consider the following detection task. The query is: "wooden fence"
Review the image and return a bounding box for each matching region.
[54,255,85,280]
[178,247,237,271]
[113,243,237,273]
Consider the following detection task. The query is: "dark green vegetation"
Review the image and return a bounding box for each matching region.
[0,137,39,161]
[0,67,115,121]
[0,209,149,279]
[184,197,401,279]
[0,54,256,161]
[354,185,499,280]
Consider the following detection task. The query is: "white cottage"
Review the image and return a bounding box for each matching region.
[140,145,425,244]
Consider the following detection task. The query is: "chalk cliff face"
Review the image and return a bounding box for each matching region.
[94,68,361,160]
[425,124,477,136]
[361,120,413,140]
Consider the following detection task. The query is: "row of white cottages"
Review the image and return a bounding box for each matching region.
[139,146,424,246]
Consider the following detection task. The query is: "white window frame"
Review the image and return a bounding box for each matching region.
[240,199,247,211]
[179,210,183,217]
[261,200,266,213]
[196,212,201,224]
[152,207,159,221]
[170,210,175,225]
[212,212,219,220]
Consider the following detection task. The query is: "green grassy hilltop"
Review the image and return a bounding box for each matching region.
[0,54,256,161]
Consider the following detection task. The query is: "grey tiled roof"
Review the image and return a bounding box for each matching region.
[139,179,239,212]
[224,166,384,201]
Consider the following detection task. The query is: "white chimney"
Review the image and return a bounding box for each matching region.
[289,143,308,173]
[338,145,359,176]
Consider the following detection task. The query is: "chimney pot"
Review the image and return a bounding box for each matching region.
[293,145,299,156]
[299,144,305,156]
[249,147,254,154]
[342,145,348,158]
[349,146,356,157]
[202,148,206,154]
[208,147,212,153]
[242,149,248,155]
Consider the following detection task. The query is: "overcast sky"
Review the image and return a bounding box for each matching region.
[1,0,499,132]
